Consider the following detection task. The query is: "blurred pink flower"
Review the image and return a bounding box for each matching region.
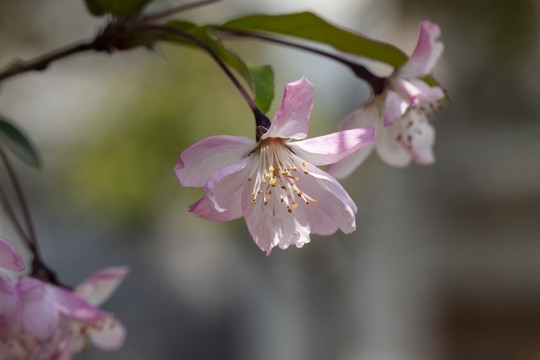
[175,77,374,255]
[328,20,446,178]
[0,261,128,360]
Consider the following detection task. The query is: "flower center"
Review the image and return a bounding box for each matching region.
[248,138,317,213]
[396,100,441,148]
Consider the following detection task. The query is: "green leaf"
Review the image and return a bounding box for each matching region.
[83,0,153,17]
[84,0,107,16]
[248,64,274,114]
[165,21,275,113]
[222,12,408,67]
[0,116,40,168]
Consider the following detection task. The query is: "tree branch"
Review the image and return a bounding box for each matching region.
[220,29,388,94]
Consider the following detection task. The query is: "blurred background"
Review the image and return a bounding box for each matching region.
[1,0,539,359]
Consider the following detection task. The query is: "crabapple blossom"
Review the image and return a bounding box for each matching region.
[174,77,375,255]
[328,20,446,178]
[0,239,128,360]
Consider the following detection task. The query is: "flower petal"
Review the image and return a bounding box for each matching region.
[241,183,283,255]
[326,101,380,179]
[0,272,17,315]
[384,90,408,127]
[395,78,445,107]
[297,164,357,234]
[174,135,255,187]
[17,277,58,340]
[326,144,374,179]
[398,20,444,78]
[40,318,71,360]
[276,204,311,250]
[0,237,24,272]
[50,285,106,324]
[340,98,381,131]
[205,156,252,212]
[375,117,412,167]
[399,109,436,165]
[288,127,374,166]
[75,267,129,307]
[188,195,243,222]
[262,77,314,140]
[88,316,126,350]
[0,272,20,339]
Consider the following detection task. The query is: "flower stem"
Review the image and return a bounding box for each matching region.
[219,29,387,94]
[150,25,271,137]
[0,145,59,284]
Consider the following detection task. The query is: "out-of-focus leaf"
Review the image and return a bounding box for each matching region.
[165,21,275,113]
[84,0,107,16]
[83,0,153,17]
[248,64,274,114]
[0,115,40,168]
[221,12,408,67]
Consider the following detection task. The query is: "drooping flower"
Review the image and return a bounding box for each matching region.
[328,20,446,178]
[174,77,374,255]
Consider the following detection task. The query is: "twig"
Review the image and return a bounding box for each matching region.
[150,24,271,137]
[220,29,388,94]
[0,182,29,244]
[0,42,96,83]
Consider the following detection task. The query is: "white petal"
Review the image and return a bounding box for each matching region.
[375,116,412,167]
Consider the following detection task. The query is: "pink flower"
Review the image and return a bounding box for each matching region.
[174,77,374,255]
[328,21,446,178]
[0,265,128,360]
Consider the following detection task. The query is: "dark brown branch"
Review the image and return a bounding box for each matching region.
[0,42,96,83]
[220,28,388,94]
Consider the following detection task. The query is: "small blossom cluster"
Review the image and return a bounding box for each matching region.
[0,237,127,360]
[174,20,445,255]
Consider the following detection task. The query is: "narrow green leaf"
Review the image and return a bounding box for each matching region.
[222,12,408,67]
[0,116,40,168]
[248,64,274,114]
[83,0,153,17]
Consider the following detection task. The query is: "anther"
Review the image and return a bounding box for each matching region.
[287,206,292,213]
[248,177,252,181]
[251,199,257,204]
